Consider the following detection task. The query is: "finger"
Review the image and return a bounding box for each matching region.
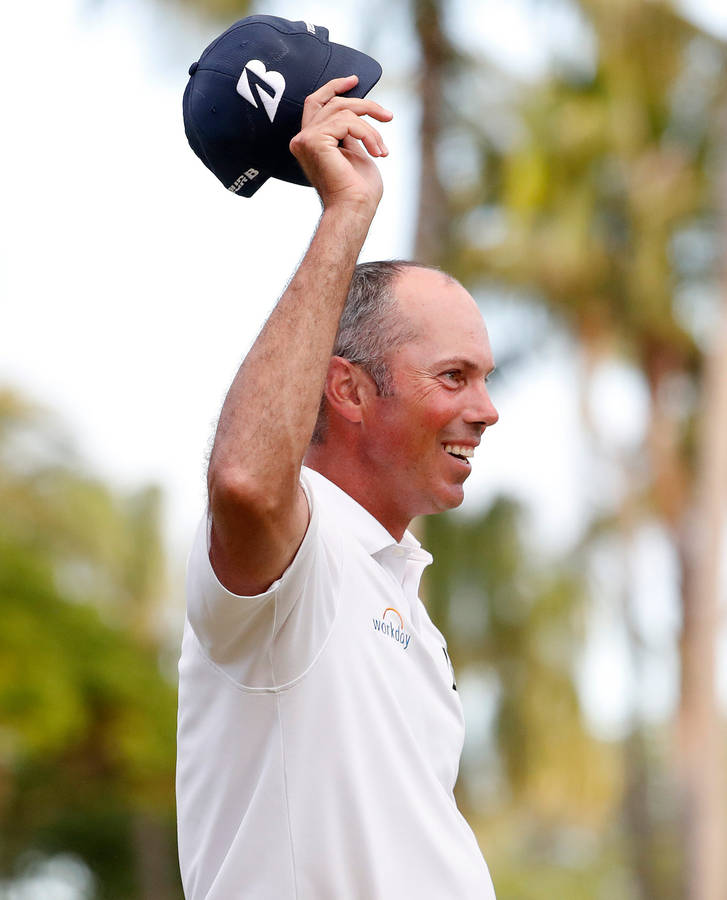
[308,74,359,107]
[301,78,394,129]
[294,105,389,158]
[340,133,367,158]
[329,113,389,157]
[301,75,359,126]
[312,95,394,125]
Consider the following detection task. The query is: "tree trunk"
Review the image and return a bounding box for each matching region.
[411,0,451,267]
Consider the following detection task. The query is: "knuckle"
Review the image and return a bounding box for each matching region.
[289,133,306,154]
[328,110,351,129]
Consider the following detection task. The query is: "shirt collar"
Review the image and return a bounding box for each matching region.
[302,466,433,564]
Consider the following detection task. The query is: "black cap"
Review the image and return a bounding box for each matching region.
[183,15,382,197]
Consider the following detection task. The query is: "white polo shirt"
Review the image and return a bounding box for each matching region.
[176,467,496,900]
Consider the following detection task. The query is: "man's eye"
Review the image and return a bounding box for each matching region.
[443,371,463,384]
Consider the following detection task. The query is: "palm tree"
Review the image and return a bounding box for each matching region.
[440,2,727,896]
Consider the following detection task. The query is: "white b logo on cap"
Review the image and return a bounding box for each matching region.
[236,60,285,123]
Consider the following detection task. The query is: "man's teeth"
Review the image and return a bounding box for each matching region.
[444,444,474,458]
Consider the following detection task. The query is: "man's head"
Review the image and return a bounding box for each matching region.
[308,262,499,537]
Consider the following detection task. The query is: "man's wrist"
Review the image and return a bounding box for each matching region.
[318,196,378,238]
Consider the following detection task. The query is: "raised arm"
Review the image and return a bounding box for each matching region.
[207,76,392,595]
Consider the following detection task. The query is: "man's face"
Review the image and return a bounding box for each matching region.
[359,267,499,531]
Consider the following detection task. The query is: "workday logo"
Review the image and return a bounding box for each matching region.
[236,60,285,123]
[372,607,411,650]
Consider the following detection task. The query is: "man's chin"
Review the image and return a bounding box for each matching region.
[435,483,466,512]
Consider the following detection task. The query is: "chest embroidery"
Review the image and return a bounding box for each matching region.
[372,607,412,650]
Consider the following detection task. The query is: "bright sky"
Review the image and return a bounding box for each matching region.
[3,0,727,745]
[1,0,591,556]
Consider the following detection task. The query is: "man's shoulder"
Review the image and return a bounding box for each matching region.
[301,466,353,517]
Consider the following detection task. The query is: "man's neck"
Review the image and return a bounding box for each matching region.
[304,445,409,541]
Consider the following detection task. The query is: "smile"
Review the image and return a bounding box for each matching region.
[443,443,474,463]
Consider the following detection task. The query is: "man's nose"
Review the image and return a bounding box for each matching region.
[465,381,499,431]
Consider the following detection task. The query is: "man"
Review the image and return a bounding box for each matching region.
[176,75,499,899]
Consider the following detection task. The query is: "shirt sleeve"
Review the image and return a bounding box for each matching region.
[185,471,342,689]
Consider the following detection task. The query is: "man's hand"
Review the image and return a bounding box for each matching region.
[289,75,393,217]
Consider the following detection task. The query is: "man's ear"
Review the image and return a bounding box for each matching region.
[324,357,376,425]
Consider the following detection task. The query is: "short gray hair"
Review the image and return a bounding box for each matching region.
[311,259,437,444]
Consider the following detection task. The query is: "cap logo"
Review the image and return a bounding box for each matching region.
[236,60,285,123]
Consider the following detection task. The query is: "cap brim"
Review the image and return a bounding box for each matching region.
[324,42,382,99]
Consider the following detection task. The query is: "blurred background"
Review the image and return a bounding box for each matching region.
[2,0,727,897]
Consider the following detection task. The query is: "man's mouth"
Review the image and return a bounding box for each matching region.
[443,443,474,464]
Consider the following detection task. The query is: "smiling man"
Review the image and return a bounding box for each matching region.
[176,75,498,900]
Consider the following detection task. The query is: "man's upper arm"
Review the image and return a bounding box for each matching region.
[208,479,311,597]
[185,472,339,686]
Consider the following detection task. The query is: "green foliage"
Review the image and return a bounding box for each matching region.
[422,1,727,893]
[423,500,619,817]
[0,390,181,897]
[156,0,252,25]
[453,2,726,378]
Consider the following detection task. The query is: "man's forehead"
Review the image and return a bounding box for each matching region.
[392,268,491,350]
[393,266,480,319]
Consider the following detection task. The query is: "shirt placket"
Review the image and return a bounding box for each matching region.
[374,545,432,633]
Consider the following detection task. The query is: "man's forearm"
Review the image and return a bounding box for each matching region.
[208,206,372,505]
